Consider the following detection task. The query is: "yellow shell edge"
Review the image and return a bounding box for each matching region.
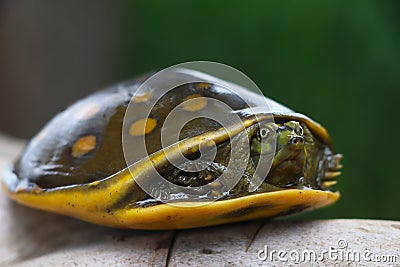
[2,179,339,230]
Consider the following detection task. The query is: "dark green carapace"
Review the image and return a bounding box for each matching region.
[1,69,342,229]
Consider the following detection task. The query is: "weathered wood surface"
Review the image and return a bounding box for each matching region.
[0,134,399,266]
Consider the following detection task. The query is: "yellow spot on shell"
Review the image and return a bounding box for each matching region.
[195,82,212,90]
[132,91,153,103]
[72,135,97,158]
[75,104,100,120]
[129,118,157,136]
[182,94,207,112]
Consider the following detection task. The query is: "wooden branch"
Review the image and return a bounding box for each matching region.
[0,134,399,266]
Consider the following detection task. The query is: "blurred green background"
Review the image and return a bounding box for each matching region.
[1,1,399,220]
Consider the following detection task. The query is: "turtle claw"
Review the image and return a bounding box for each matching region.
[323,171,341,181]
[322,180,337,188]
[320,153,342,189]
[325,154,343,171]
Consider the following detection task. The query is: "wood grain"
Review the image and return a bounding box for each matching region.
[0,134,399,266]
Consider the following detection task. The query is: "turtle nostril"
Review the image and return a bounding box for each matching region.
[291,136,304,145]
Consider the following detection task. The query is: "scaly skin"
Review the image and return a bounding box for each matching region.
[250,121,306,187]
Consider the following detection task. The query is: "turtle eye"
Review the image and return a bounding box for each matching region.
[297,126,303,136]
[259,128,270,139]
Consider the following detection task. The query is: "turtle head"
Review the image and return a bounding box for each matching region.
[251,121,306,187]
[275,121,305,154]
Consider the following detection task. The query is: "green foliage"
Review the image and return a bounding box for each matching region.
[118,0,400,219]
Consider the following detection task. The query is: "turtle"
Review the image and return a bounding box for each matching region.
[1,68,342,229]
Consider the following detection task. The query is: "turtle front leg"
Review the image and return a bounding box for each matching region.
[245,159,283,193]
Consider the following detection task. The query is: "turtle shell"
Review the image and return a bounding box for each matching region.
[1,68,342,229]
